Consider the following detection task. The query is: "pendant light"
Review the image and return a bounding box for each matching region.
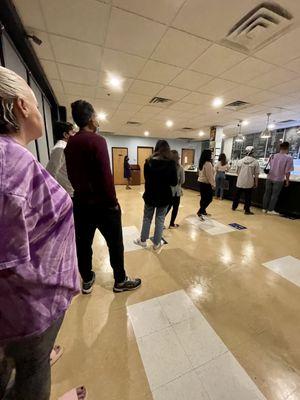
[260,113,272,139]
[235,121,245,142]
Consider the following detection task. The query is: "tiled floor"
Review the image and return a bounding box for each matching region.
[263,256,300,287]
[51,186,300,400]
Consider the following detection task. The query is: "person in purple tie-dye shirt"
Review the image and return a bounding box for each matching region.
[0,68,86,400]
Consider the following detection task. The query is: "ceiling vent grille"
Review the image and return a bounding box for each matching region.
[149,96,172,104]
[182,127,194,131]
[224,100,250,111]
[126,121,142,125]
[277,119,296,124]
[222,2,293,52]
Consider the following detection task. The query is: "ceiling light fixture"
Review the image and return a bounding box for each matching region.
[97,112,107,121]
[106,73,123,91]
[166,120,174,128]
[198,130,205,137]
[260,113,272,139]
[144,130,149,136]
[268,123,275,130]
[235,121,245,142]
[212,97,223,108]
[242,120,249,126]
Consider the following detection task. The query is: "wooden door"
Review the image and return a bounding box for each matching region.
[112,147,128,185]
[181,148,195,167]
[137,146,153,184]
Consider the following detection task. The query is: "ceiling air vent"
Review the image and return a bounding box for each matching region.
[277,119,297,124]
[126,121,141,125]
[222,2,293,52]
[149,96,172,104]
[224,100,250,111]
[182,127,194,131]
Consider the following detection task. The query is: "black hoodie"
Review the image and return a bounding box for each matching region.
[143,155,178,207]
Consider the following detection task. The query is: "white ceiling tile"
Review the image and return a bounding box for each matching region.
[271,78,300,95]
[98,72,133,92]
[105,8,166,58]
[225,85,260,101]
[247,67,299,90]
[14,0,46,30]
[40,0,110,45]
[170,70,212,91]
[49,79,64,94]
[255,27,300,65]
[31,31,54,60]
[50,35,102,70]
[284,57,300,74]
[122,93,152,105]
[151,28,211,68]
[58,64,98,85]
[157,86,190,101]
[139,106,165,115]
[129,80,163,96]
[220,57,275,83]
[93,98,120,110]
[168,102,196,112]
[63,82,96,98]
[95,87,125,101]
[245,90,277,104]
[112,0,185,24]
[190,44,247,76]
[41,60,59,80]
[182,92,214,105]
[117,102,143,112]
[101,48,146,78]
[172,0,257,41]
[198,78,237,96]
[138,60,182,84]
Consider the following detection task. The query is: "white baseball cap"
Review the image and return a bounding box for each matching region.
[245,145,254,155]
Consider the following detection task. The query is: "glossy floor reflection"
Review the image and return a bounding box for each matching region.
[51,186,300,400]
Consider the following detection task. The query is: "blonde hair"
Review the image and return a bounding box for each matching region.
[0,66,30,133]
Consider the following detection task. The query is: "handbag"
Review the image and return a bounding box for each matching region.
[264,155,273,174]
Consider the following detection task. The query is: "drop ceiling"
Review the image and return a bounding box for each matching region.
[12,0,300,139]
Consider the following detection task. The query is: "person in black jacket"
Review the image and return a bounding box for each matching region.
[134,140,177,251]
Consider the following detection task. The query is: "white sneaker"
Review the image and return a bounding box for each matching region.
[134,238,147,248]
[262,209,267,213]
[267,210,280,216]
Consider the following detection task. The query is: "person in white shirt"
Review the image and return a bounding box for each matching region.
[215,153,229,200]
[232,146,260,215]
[46,121,75,196]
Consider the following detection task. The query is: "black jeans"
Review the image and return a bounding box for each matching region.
[73,200,126,284]
[198,183,213,214]
[166,196,181,226]
[232,188,252,212]
[1,315,64,400]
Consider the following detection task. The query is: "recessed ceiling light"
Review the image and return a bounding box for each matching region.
[242,120,249,126]
[106,73,123,90]
[144,130,149,136]
[198,130,205,137]
[212,97,223,108]
[97,112,107,121]
[222,133,226,138]
[268,123,275,130]
[166,120,174,128]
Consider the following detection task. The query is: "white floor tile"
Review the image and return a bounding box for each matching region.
[196,352,266,400]
[137,327,192,390]
[127,298,170,338]
[122,226,141,252]
[263,256,300,287]
[173,315,228,368]
[158,290,199,324]
[152,371,210,400]
[185,216,235,235]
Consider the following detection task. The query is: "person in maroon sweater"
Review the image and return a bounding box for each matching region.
[65,100,141,294]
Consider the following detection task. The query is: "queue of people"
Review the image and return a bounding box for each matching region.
[0,65,295,400]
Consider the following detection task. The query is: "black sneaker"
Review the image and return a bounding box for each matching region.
[113,277,142,293]
[245,210,254,215]
[82,272,96,294]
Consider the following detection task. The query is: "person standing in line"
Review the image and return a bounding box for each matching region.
[232,146,260,215]
[124,155,132,190]
[197,149,215,220]
[263,141,294,215]
[46,121,75,197]
[215,153,229,200]
[134,140,177,251]
[65,100,141,294]
[0,67,86,400]
[166,150,185,228]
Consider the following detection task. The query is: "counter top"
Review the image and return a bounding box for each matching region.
[184,170,300,182]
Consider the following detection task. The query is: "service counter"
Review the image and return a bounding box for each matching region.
[183,170,300,217]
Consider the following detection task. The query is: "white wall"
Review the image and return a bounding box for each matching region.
[223,137,233,160]
[104,135,203,168]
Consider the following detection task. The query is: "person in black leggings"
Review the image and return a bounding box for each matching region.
[166,150,185,228]
[197,149,215,220]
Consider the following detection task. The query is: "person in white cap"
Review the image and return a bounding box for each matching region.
[232,146,260,215]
